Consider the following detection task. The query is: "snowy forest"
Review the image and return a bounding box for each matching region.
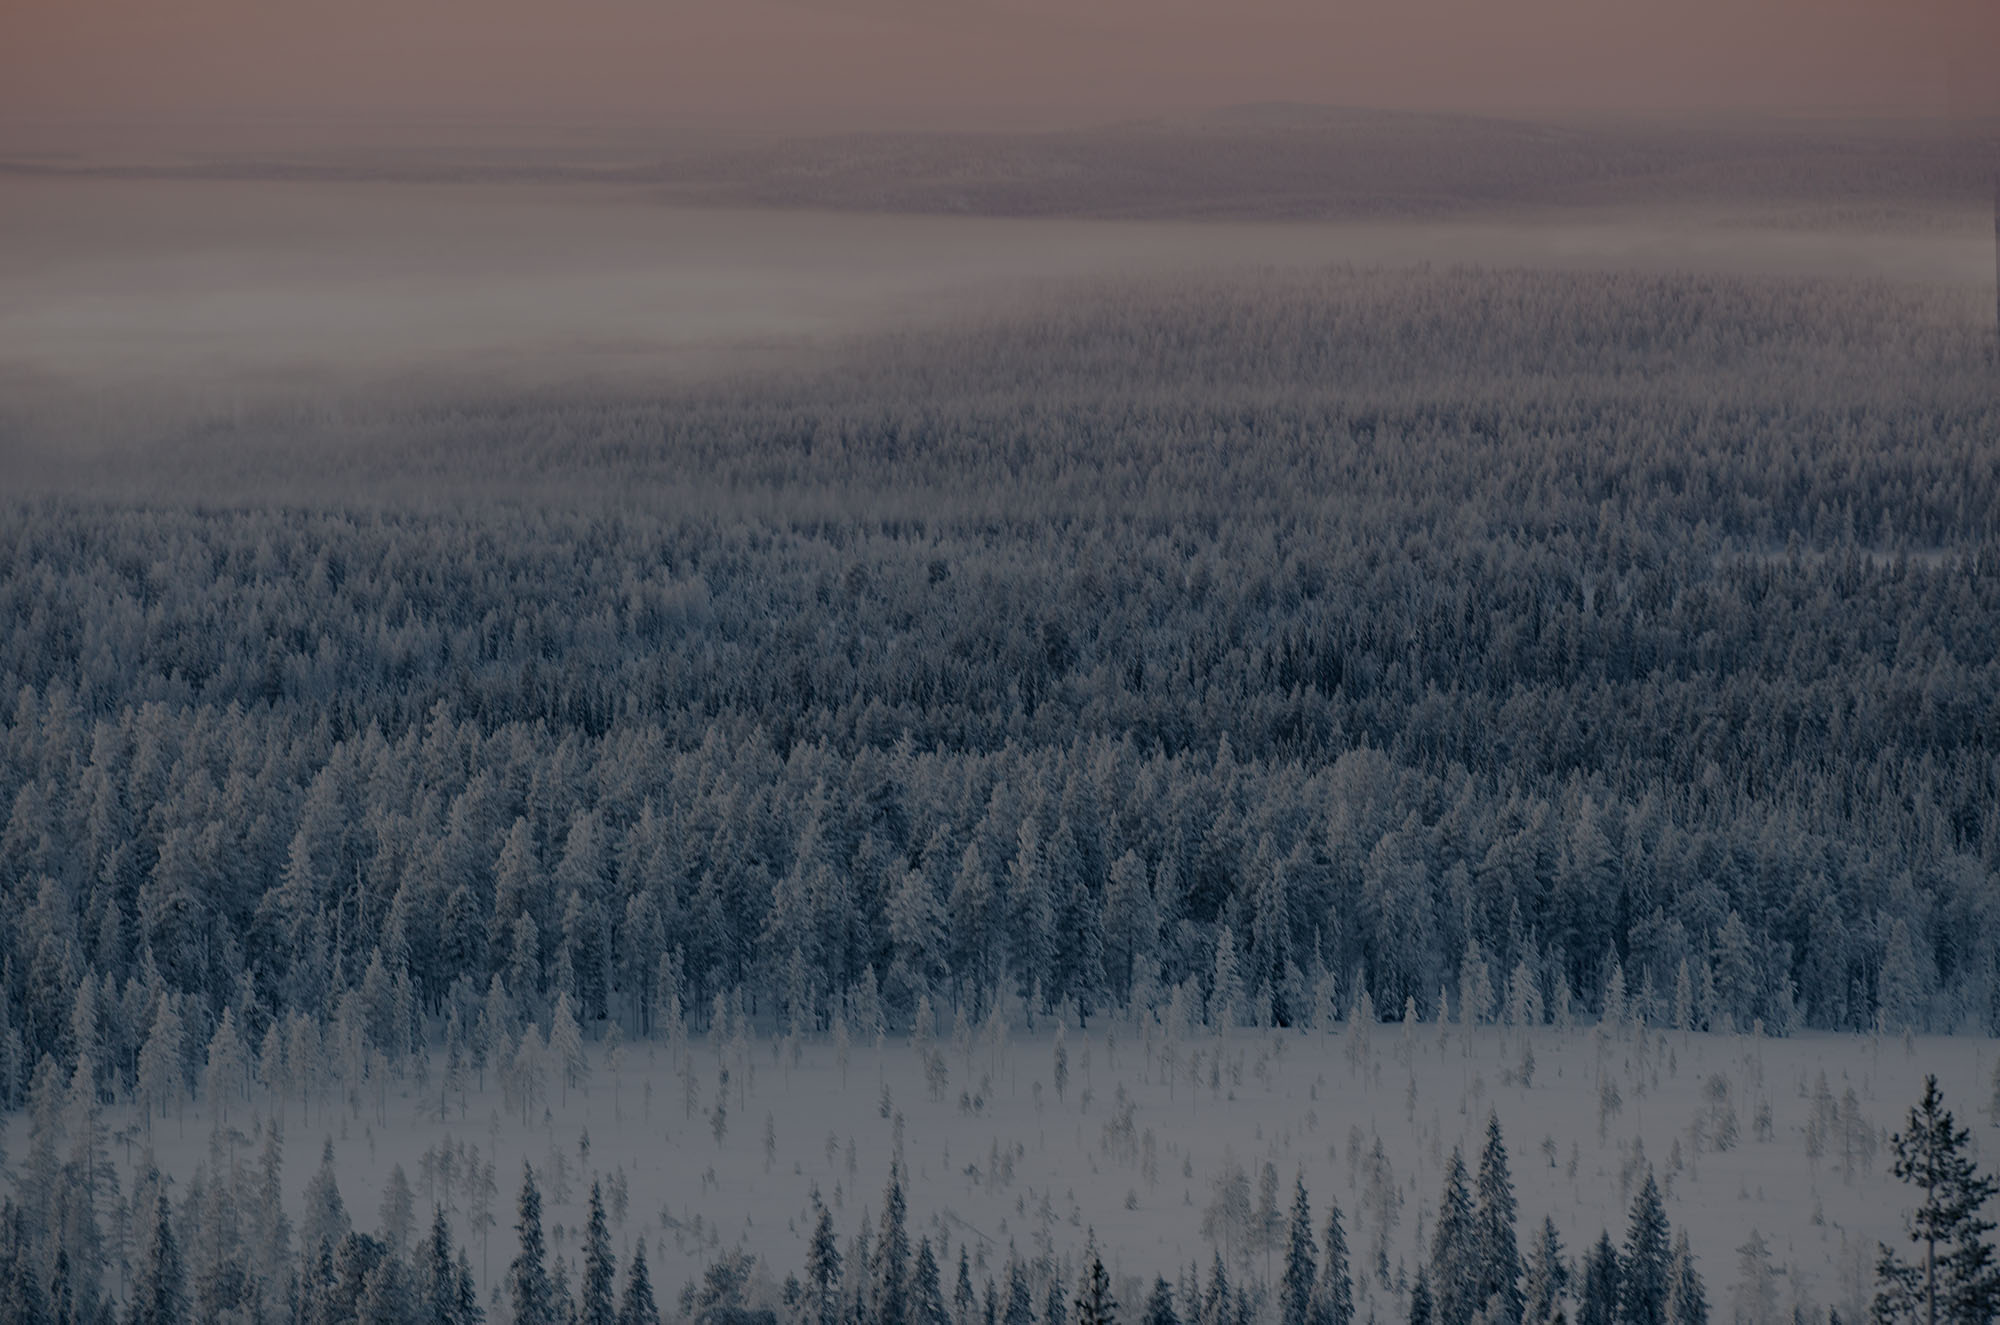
[1,264,1999,1324]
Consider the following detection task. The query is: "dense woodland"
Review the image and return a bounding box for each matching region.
[1,266,1998,1128]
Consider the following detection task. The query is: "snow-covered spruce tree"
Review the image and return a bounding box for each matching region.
[1578,1234,1622,1325]
[509,1162,555,1325]
[129,1192,188,1325]
[1475,1113,1524,1325]
[1523,1219,1570,1325]
[583,1180,617,1325]
[620,1237,663,1325]
[1282,1176,1318,1325]
[1432,1148,1480,1325]
[1665,1230,1707,1325]
[1313,1196,1355,1325]
[1410,1268,1435,1325]
[1874,1076,2000,1325]
[1144,1278,1181,1325]
[1621,1172,1673,1325]
[807,1194,844,1325]
[875,1168,911,1325]
[915,1237,952,1325]
[1075,1234,1117,1325]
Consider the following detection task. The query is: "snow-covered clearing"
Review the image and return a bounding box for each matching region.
[82,1022,1995,1314]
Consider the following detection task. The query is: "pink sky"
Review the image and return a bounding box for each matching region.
[2,0,1995,127]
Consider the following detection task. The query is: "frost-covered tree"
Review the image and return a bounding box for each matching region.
[1282,1177,1317,1325]
[509,1163,554,1325]
[1475,1113,1524,1325]
[1874,1077,2000,1325]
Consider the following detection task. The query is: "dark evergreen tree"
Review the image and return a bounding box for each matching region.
[956,1250,978,1325]
[1410,1268,1435,1325]
[509,1163,554,1325]
[808,1195,844,1325]
[1621,1174,1672,1325]
[582,1182,617,1325]
[914,1238,951,1325]
[1283,1177,1318,1325]
[1476,1114,1524,1325]
[1076,1237,1117,1325]
[1144,1280,1181,1325]
[875,1169,911,1325]
[1524,1219,1571,1325]
[1314,1198,1355,1325]
[1432,1149,1479,1325]
[1874,1077,2000,1325]
[128,1194,187,1325]
[1578,1234,1622,1325]
[1666,1232,1707,1325]
[618,1238,662,1325]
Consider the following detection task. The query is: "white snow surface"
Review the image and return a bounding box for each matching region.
[60,1022,2000,1315]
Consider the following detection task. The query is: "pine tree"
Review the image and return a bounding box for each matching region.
[380,1163,416,1258]
[1410,1269,1435,1325]
[1313,1197,1355,1325]
[1476,1112,1524,1325]
[957,1249,978,1325]
[550,992,588,1102]
[618,1237,662,1325]
[301,1139,353,1257]
[1874,1077,2000,1325]
[1734,1232,1778,1325]
[421,1205,460,1325]
[1622,1173,1673,1325]
[914,1238,951,1325]
[1283,1177,1319,1325]
[1666,1231,1707,1325]
[807,1194,844,1325]
[1524,1219,1570,1325]
[129,1192,188,1325]
[137,999,184,1129]
[1578,1234,1622,1325]
[1006,1254,1037,1325]
[509,1163,554,1325]
[876,1168,912,1325]
[1432,1148,1479,1325]
[582,1181,617,1325]
[1210,928,1243,1032]
[1076,1235,1117,1325]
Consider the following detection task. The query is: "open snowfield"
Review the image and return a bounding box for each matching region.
[80,1021,1997,1316]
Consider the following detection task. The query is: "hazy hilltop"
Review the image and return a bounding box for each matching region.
[667,104,1992,222]
[4,104,1989,225]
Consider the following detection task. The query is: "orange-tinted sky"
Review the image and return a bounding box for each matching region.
[2,0,1995,128]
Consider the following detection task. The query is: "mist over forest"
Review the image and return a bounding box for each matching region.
[1,108,1998,1325]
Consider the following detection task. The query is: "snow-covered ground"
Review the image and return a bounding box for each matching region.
[81,1020,1998,1316]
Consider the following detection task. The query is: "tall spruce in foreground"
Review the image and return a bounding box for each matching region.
[1665,1230,1707,1325]
[128,1193,187,1325]
[1874,1077,2000,1325]
[1432,1149,1479,1325]
[1523,1219,1570,1325]
[1410,1268,1435,1325]
[807,1193,843,1325]
[1314,1197,1355,1325]
[1476,1113,1524,1325]
[509,1163,554,1325]
[1282,1177,1318,1325]
[1076,1234,1117,1325]
[582,1181,618,1325]
[915,1238,952,1325]
[875,1168,911,1325]
[1144,1279,1181,1325]
[619,1237,662,1325]
[1578,1234,1622,1325]
[1621,1173,1673,1325]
